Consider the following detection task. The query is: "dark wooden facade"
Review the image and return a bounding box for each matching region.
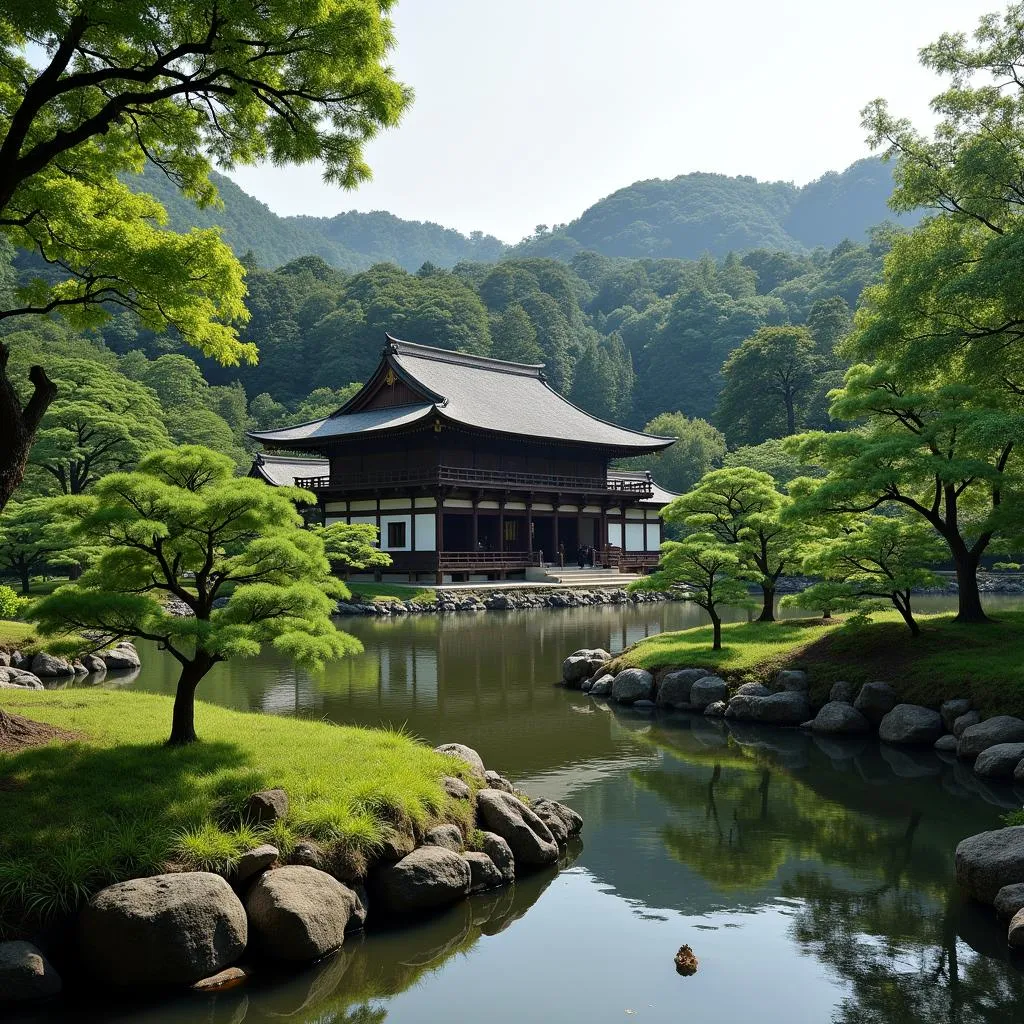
[250,338,676,582]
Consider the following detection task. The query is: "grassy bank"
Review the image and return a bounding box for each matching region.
[347,581,436,604]
[0,689,475,932]
[0,619,38,650]
[618,610,1024,717]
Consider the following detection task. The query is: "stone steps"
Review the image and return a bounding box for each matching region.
[541,569,640,586]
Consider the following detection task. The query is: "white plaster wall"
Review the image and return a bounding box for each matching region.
[415,513,436,551]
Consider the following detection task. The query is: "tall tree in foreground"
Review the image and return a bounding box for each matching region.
[785,515,945,635]
[664,467,802,622]
[31,448,363,745]
[630,540,750,650]
[0,1,410,511]
[788,365,1024,623]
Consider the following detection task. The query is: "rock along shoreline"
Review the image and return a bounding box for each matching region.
[561,645,1024,953]
[0,742,583,1009]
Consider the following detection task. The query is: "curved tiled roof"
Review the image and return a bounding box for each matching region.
[249,453,328,486]
[250,338,674,454]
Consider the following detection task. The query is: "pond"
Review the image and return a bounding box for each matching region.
[21,595,1024,1023]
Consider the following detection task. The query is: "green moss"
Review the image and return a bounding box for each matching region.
[0,689,476,931]
[620,610,1024,716]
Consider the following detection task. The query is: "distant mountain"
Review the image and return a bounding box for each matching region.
[515,158,919,261]
[131,156,917,271]
[132,164,506,272]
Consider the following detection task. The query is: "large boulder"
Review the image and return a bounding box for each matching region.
[466,852,505,893]
[725,690,810,725]
[829,680,858,704]
[246,866,355,961]
[954,711,981,738]
[774,669,809,692]
[435,742,486,781]
[958,716,1024,760]
[0,940,62,1003]
[611,668,654,705]
[734,682,771,698]
[973,742,1024,780]
[480,832,515,883]
[878,705,944,747]
[561,649,610,686]
[853,682,898,726]
[79,872,247,986]
[0,667,43,689]
[373,846,471,914]
[29,652,74,678]
[442,776,470,801]
[811,702,872,735]
[236,844,279,884]
[423,824,465,853]
[244,788,289,825]
[995,883,1024,921]
[80,653,107,675]
[690,675,728,710]
[588,674,613,697]
[955,826,1024,903]
[656,669,710,709]
[1011,908,1024,949]
[101,645,141,671]
[934,734,958,753]
[941,699,973,733]
[531,799,583,845]
[484,770,515,793]
[476,790,558,871]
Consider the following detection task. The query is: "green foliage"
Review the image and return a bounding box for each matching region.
[663,467,804,618]
[631,539,752,648]
[716,326,818,442]
[490,304,543,363]
[29,446,362,742]
[724,438,814,486]
[317,522,393,575]
[785,514,946,633]
[620,411,726,494]
[0,584,24,619]
[22,358,169,494]
[0,498,86,594]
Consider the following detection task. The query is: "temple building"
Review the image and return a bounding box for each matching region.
[249,337,678,583]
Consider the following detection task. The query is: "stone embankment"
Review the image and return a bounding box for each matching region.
[562,646,1024,952]
[0,744,582,1007]
[335,587,680,617]
[0,641,140,690]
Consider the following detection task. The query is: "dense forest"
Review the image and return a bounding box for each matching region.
[125,157,910,272]
[1,165,889,501]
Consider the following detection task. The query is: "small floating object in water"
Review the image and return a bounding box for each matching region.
[674,945,698,976]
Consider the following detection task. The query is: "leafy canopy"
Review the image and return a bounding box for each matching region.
[30,446,361,670]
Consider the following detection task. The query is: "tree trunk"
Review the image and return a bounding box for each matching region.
[710,609,722,650]
[893,592,920,637]
[757,585,775,622]
[952,548,988,624]
[167,656,214,746]
[785,394,796,436]
[0,344,57,513]
[19,562,30,595]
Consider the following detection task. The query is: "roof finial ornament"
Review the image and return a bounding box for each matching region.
[384,332,399,354]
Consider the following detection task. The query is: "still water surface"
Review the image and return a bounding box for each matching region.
[31,596,1024,1023]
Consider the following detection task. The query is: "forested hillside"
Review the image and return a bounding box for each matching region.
[133,156,908,271]
[516,158,917,260]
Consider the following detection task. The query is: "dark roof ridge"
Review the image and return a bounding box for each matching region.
[386,334,544,378]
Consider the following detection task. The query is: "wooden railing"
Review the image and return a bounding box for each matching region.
[438,550,541,570]
[294,466,654,498]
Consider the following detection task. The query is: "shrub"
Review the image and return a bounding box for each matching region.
[0,585,25,620]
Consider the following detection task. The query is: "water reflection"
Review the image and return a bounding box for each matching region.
[43,596,1024,1023]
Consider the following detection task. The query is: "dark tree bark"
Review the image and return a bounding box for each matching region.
[167,652,216,746]
[19,562,30,595]
[757,585,776,622]
[892,590,920,637]
[0,343,57,513]
[952,548,988,624]
[710,607,722,650]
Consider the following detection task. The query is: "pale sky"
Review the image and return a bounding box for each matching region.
[228,0,996,243]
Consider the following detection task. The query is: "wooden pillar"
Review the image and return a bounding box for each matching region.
[600,504,608,565]
[374,497,382,582]
[499,498,505,554]
[472,499,479,553]
[436,496,444,586]
[409,497,417,582]
[527,502,534,562]
[553,501,561,566]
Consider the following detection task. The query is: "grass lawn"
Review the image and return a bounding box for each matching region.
[618,609,1024,717]
[0,689,476,933]
[0,619,38,651]
[347,581,436,604]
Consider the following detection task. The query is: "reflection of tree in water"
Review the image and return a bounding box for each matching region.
[630,724,1024,1023]
[786,874,1024,1024]
[306,1003,388,1024]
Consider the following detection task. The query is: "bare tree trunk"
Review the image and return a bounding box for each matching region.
[951,546,988,624]
[710,608,722,650]
[167,655,214,746]
[757,585,775,622]
[0,343,57,513]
